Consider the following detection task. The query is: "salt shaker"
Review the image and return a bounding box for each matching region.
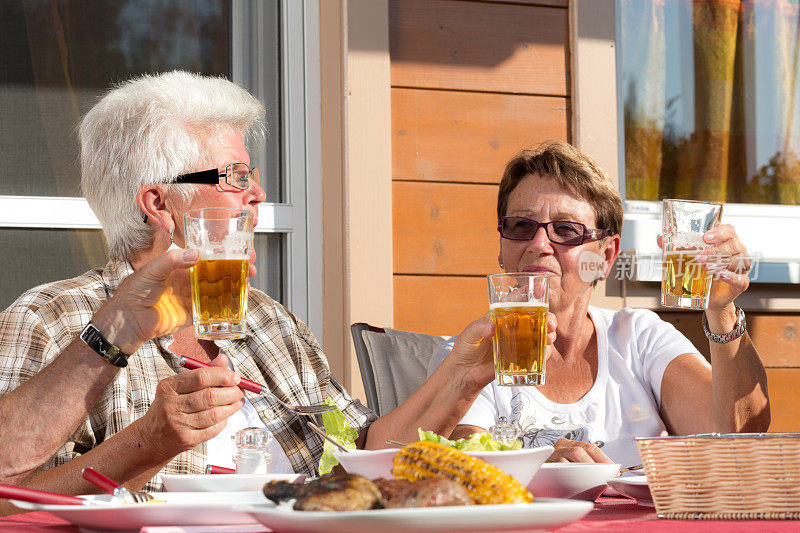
[489,416,520,445]
[232,427,273,474]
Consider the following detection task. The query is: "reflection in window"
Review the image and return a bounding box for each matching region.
[619,0,800,205]
[1,0,229,197]
[0,228,107,310]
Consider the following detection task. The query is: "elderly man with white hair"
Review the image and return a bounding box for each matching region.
[0,71,520,512]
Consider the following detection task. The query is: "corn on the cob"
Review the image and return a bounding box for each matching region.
[392,441,533,505]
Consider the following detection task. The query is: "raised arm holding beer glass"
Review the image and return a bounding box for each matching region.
[429,141,769,465]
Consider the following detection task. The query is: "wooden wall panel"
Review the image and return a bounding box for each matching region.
[392,89,569,182]
[394,275,487,335]
[393,181,499,275]
[748,314,800,368]
[390,0,568,95]
[765,369,800,432]
[658,312,800,368]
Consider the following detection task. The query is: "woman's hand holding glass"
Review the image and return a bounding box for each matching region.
[91,247,259,356]
[448,311,558,390]
[91,249,201,355]
[694,224,751,311]
[657,223,750,312]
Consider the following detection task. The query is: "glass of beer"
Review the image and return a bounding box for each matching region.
[661,199,722,309]
[487,273,550,386]
[184,207,254,340]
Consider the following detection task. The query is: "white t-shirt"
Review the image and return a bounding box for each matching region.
[427,306,706,466]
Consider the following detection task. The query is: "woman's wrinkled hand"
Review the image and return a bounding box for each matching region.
[656,225,751,311]
[695,224,750,311]
[132,354,244,462]
[449,311,558,389]
[547,438,614,463]
[91,249,200,354]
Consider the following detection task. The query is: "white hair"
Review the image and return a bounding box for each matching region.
[79,70,266,261]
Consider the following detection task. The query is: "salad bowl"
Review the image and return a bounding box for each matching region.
[334,445,553,487]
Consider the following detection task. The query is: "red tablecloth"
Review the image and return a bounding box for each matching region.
[2,497,800,532]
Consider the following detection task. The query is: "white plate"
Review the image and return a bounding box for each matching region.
[9,491,269,531]
[238,498,593,533]
[161,473,305,492]
[528,463,621,501]
[607,475,653,506]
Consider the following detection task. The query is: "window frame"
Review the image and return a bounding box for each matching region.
[0,0,324,336]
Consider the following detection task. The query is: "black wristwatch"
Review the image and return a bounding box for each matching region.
[79,323,130,367]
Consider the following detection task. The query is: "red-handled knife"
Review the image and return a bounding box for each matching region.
[179,355,263,393]
[0,483,85,506]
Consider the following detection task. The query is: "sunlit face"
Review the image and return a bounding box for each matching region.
[171,129,266,247]
[499,174,606,312]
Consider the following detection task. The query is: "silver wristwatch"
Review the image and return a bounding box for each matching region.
[702,306,746,344]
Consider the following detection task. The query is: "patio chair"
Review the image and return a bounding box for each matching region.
[350,323,448,416]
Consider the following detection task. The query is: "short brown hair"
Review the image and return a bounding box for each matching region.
[497,141,623,236]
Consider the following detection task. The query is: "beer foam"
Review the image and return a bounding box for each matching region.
[490,301,548,309]
[222,230,251,252]
[198,252,248,260]
[669,232,706,249]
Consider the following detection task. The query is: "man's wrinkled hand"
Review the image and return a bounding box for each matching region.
[132,354,244,462]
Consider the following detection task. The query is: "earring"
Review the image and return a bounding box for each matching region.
[169,226,174,246]
[498,256,504,269]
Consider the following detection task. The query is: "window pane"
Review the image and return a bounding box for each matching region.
[0,228,107,311]
[619,0,800,205]
[1,228,286,318]
[0,0,280,199]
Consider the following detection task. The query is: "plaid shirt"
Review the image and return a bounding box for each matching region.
[0,259,376,490]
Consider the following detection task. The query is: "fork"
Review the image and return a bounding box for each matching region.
[81,467,154,504]
[179,355,336,416]
[619,464,644,474]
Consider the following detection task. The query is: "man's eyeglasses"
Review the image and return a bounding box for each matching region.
[498,216,610,246]
[174,163,259,192]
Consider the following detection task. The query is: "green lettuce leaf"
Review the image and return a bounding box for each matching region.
[417,427,456,447]
[317,399,358,475]
[417,427,521,451]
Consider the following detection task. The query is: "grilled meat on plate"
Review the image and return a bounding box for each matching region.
[373,477,473,508]
[268,474,383,511]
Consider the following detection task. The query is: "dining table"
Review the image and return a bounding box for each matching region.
[1,495,798,532]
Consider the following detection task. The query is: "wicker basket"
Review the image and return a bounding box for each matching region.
[635,433,800,520]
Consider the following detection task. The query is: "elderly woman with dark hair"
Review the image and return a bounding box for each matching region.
[428,141,770,466]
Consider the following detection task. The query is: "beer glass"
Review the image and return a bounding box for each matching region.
[184,208,254,340]
[487,273,550,386]
[661,199,722,310]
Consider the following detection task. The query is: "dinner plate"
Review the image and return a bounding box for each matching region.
[238,498,594,533]
[607,475,653,506]
[10,491,269,531]
[161,473,305,492]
